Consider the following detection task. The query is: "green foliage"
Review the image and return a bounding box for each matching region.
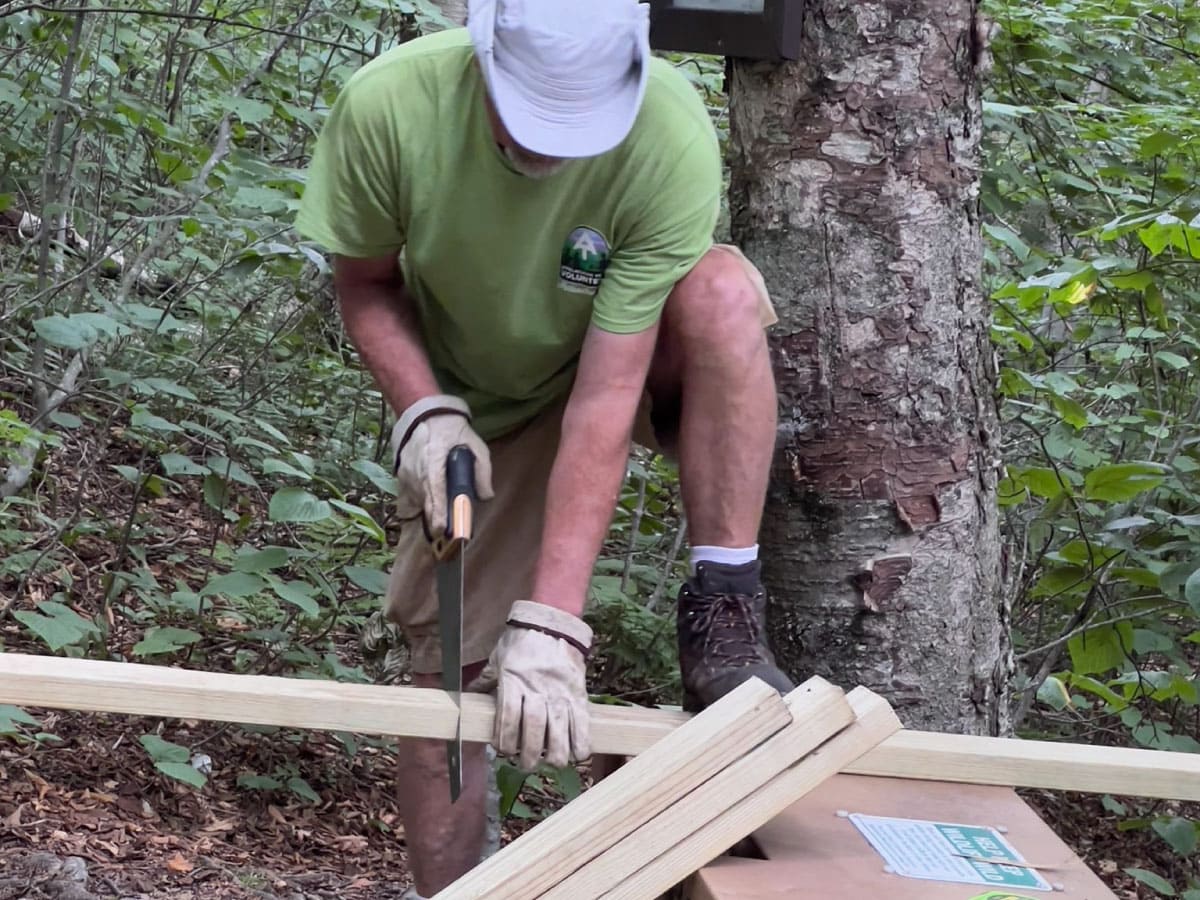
[139,733,207,788]
[494,759,584,821]
[985,0,1200,890]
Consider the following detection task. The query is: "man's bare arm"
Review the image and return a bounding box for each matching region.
[333,253,440,413]
[531,321,660,616]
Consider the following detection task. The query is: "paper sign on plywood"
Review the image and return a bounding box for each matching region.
[848,814,1053,892]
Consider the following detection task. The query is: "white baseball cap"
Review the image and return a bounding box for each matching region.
[467,0,651,159]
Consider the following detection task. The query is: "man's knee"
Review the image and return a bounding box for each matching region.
[667,247,769,355]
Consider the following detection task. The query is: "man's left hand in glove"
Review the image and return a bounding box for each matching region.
[472,600,592,772]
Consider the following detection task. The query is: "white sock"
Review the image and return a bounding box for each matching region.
[690,544,759,573]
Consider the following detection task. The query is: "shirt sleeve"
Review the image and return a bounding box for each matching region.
[589,129,721,335]
[294,77,407,259]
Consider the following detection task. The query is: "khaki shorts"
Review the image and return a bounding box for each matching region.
[384,244,776,674]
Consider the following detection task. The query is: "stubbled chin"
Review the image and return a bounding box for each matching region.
[503,146,570,179]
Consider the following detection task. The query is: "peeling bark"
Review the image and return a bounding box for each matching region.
[730,0,1010,733]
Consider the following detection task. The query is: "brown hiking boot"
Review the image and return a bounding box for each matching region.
[676,560,795,712]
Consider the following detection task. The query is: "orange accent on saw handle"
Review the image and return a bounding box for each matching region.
[433,445,476,561]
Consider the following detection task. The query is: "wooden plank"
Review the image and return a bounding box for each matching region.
[4,654,1199,800]
[600,687,902,900]
[430,677,823,900]
[0,653,689,756]
[846,729,1200,802]
[540,680,860,900]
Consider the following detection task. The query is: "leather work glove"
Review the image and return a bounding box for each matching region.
[390,394,494,537]
[472,600,593,772]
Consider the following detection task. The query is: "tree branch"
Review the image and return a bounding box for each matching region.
[0,3,373,56]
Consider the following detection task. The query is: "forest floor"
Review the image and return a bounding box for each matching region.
[1,698,1192,899]
[1,388,1196,899]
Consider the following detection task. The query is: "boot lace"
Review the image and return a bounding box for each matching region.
[683,590,768,668]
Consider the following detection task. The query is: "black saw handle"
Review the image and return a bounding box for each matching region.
[444,445,477,544]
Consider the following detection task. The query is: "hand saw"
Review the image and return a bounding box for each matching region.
[432,445,476,803]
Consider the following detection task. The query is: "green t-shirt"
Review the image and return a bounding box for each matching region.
[295,29,721,439]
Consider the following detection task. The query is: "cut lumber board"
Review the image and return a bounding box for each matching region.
[599,686,902,900]
[430,676,814,900]
[847,729,1200,802]
[733,773,1118,898]
[541,679,861,900]
[3,653,1199,800]
[0,653,689,756]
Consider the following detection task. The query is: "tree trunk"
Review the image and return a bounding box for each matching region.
[729,0,1010,734]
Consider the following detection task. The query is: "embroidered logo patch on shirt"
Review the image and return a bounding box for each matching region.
[558,226,611,295]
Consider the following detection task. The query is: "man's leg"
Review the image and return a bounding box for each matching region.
[383,403,565,896]
[395,663,488,897]
[645,245,794,710]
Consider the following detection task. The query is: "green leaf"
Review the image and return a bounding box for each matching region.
[1105,515,1153,531]
[132,377,198,401]
[0,705,41,728]
[329,499,386,544]
[268,579,320,617]
[133,626,202,656]
[268,487,331,523]
[1069,674,1129,711]
[350,458,398,495]
[1140,132,1182,158]
[1155,351,1191,371]
[549,765,582,802]
[130,406,182,433]
[1160,562,1200,602]
[1101,795,1127,816]
[1124,867,1176,896]
[1010,466,1068,499]
[112,465,141,483]
[1085,462,1168,502]
[261,457,312,480]
[155,761,207,788]
[343,565,388,596]
[286,776,320,803]
[238,773,283,790]
[1140,223,1176,257]
[49,411,82,429]
[203,473,230,510]
[1185,570,1200,616]
[227,96,274,124]
[982,223,1031,261]
[496,762,528,817]
[160,453,208,477]
[1068,622,1134,675]
[139,733,189,763]
[205,455,257,487]
[233,546,290,573]
[13,609,88,651]
[202,571,267,599]
[1036,675,1071,710]
[32,314,101,350]
[1153,818,1198,857]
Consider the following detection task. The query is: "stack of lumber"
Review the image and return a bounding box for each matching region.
[432,677,902,900]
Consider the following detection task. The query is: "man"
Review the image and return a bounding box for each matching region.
[295,0,794,894]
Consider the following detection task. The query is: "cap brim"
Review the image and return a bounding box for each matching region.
[491,64,646,158]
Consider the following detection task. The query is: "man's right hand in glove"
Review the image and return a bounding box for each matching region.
[390,394,494,536]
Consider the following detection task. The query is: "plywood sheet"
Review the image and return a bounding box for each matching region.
[688,774,1117,899]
